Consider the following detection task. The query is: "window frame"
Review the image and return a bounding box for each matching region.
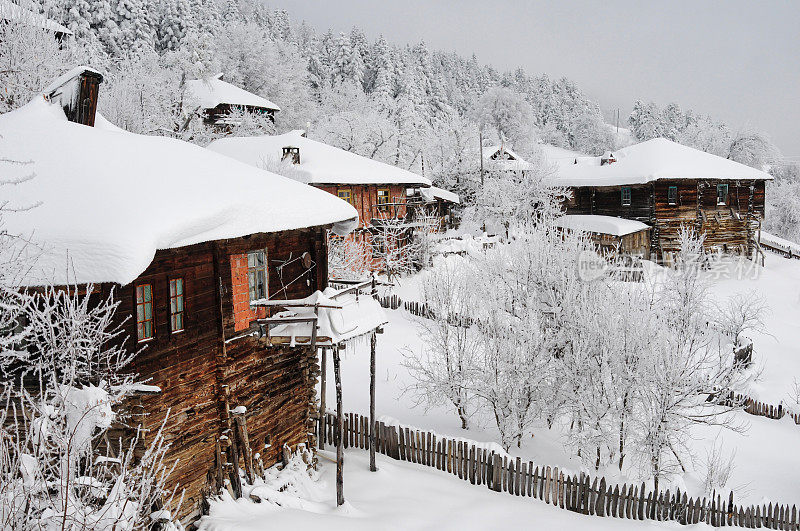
[135,283,154,342]
[717,183,729,205]
[247,250,268,302]
[621,186,632,207]
[337,188,353,206]
[169,278,185,334]
[376,188,390,213]
[668,186,678,206]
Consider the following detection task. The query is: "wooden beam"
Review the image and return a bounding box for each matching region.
[369,331,377,472]
[333,346,344,506]
[319,347,327,450]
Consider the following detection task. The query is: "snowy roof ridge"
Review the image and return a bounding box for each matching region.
[0,96,357,287]
[0,0,71,34]
[208,132,432,187]
[184,76,280,112]
[422,186,460,204]
[555,137,772,186]
[554,215,650,237]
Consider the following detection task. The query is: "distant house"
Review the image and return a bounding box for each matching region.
[185,73,280,127]
[483,143,533,171]
[553,138,771,261]
[407,186,460,231]
[1,67,357,523]
[208,131,434,270]
[0,0,72,39]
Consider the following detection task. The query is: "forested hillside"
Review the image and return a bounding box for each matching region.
[3,0,797,239]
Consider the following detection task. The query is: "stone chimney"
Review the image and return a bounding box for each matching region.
[282,146,300,165]
[46,67,104,127]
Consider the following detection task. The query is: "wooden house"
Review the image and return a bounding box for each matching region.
[185,74,280,127]
[0,68,358,523]
[554,138,771,261]
[208,131,433,270]
[0,0,72,39]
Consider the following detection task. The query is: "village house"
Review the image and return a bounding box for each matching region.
[207,131,435,270]
[0,0,72,39]
[0,67,358,523]
[552,138,771,262]
[185,73,281,127]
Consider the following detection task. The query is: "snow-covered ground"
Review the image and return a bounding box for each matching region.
[317,249,800,508]
[201,244,800,530]
[198,450,700,531]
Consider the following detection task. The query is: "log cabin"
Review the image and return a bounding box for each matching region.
[554,138,772,262]
[207,131,434,271]
[0,67,358,524]
[185,73,281,127]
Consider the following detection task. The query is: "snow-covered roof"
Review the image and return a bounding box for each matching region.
[185,74,280,112]
[0,0,71,34]
[421,186,459,204]
[555,138,772,187]
[483,144,523,162]
[208,131,432,187]
[554,215,650,237]
[266,288,388,346]
[0,96,358,287]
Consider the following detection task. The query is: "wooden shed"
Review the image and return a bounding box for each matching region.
[554,214,651,259]
[1,67,358,524]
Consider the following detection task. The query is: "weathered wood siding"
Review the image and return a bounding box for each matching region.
[565,179,767,259]
[112,227,328,522]
[317,184,408,228]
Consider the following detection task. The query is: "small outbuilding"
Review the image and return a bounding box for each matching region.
[554,214,651,259]
[185,73,280,126]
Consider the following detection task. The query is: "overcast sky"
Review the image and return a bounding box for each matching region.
[272,0,800,158]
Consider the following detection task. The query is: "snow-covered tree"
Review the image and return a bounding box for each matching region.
[470,86,536,150]
[727,130,779,169]
[403,259,481,429]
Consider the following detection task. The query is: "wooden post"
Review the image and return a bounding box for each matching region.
[233,413,254,484]
[319,347,327,449]
[369,330,377,472]
[333,345,344,506]
[479,130,485,187]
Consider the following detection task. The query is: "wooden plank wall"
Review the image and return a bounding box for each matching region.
[565,179,767,260]
[316,184,409,228]
[110,226,328,521]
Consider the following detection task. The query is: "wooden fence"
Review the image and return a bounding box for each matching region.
[718,391,800,425]
[318,411,798,529]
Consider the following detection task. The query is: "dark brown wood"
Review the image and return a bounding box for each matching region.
[333,346,344,506]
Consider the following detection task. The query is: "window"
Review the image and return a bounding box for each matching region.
[377,188,390,213]
[668,186,678,205]
[717,183,729,205]
[337,189,352,205]
[248,250,267,301]
[621,187,632,206]
[169,278,185,333]
[136,284,154,341]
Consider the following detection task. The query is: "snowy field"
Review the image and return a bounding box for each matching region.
[201,247,800,529]
[198,450,702,531]
[315,250,800,508]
